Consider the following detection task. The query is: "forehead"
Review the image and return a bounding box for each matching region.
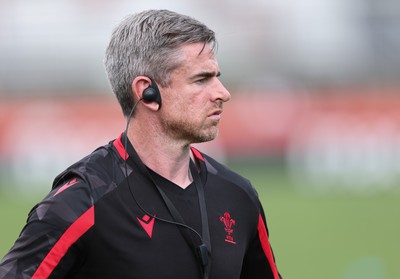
[173,43,219,75]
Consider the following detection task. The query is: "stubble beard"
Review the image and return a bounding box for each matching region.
[161,117,219,145]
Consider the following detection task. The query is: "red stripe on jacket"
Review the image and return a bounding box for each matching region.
[257,214,280,279]
[190,146,205,162]
[113,134,129,160]
[32,206,95,279]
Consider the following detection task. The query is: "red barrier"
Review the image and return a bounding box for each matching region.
[1,87,400,161]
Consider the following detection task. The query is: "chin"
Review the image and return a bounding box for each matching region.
[193,129,219,143]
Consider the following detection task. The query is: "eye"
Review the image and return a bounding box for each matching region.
[195,77,208,84]
[192,72,221,84]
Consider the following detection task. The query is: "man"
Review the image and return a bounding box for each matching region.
[0,9,281,279]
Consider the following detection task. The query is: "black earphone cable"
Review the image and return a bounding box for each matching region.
[123,97,204,242]
[122,98,210,278]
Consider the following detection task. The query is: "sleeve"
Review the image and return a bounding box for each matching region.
[240,207,282,279]
[0,177,94,279]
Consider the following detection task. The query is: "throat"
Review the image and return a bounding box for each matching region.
[145,161,193,189]
[146,165,193,190]
[167,166,193,189]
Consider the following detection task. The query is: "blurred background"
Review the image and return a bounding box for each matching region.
[0,0,399,278]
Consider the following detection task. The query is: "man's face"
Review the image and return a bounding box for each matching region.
[159,43,231,145]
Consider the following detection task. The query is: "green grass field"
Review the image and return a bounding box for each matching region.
[1,163,399,279]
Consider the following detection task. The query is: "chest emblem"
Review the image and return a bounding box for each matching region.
[219,212,236,244]
[137,214,155,238]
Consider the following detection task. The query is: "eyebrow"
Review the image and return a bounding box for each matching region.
[191,71,221,80]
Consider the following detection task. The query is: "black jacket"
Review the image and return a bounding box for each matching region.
[0,133,281,279]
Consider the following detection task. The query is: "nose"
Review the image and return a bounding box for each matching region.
[214,79,231,103]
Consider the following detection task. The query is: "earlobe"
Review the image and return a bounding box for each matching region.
[141,98,160,112]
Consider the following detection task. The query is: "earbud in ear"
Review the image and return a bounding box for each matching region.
[142,87,158,102]
[142,78,162,110]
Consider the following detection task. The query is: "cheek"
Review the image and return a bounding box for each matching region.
[163,89,206,119]
[173,97,193,113]
[163,99,191,122]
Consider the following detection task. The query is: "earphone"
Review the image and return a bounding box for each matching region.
[142,77,162,109]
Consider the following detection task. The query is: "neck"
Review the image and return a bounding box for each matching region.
[127,122,193,189]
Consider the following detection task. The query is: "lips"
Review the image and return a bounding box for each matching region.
[208,109,222,116]
[208,109,223,121]
[212,110,222,116]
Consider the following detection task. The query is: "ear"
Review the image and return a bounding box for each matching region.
[131,76,160,111]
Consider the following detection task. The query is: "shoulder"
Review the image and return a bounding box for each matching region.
[203,153,250,185]
[198,150,261,208]
[51,139,124,199]
[32,139,124,227]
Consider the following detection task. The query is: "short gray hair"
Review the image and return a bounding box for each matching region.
[104,9,217,116]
